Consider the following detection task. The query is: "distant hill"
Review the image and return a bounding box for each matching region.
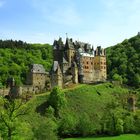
[0,40,53,86]
[106,34,140,87]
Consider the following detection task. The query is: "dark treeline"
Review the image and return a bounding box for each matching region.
[0,39,29,48]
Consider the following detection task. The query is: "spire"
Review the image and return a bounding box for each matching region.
[91,45,94,55]
[66,33,68,38]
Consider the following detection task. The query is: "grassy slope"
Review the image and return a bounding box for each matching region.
[64,134,140,140]
[33,82,128,108]
[25,83,135,139]
[64,83,129,117]
[29,82,130,117]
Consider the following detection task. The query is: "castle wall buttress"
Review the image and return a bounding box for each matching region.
[72,64,78,84]
[80,56,94,83]
[67,49,75,65]
[94,56,107,81]
[53,50,63,63]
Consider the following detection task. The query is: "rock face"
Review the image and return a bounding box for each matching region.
[50,37,107,88]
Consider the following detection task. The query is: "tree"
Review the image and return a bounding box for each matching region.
[133,73,140,87]
[33,117,57,140]
[0,98,30,139]
[106,34,140,88]
[112,74,123,84]
[123,114,135,133]
[58,112,77,137]
[47,86,67,117]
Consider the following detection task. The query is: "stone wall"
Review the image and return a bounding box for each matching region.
[0,88,10,96]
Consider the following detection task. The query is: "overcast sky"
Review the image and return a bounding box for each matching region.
[0,0,140,47]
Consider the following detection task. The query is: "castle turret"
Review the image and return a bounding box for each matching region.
[71,62,78,84]
[94,46,107,81]
[50,61,63,88]
[26,64,47,90]
[65,38,75,66]
[53,37,64,64]
[91,45,94,55]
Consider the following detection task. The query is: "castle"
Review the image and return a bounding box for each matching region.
[0,37,107,97]
[50,37,107,88]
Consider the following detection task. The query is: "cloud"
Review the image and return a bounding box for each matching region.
[30,0,81,26]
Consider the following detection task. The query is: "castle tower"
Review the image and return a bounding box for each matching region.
[50,61,63,88]
[26,64,47,90]
[65,38,75,66]
[94,46,107,81]
[53,37,64,64]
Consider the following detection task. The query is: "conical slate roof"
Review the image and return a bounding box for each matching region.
[31,64,46,74]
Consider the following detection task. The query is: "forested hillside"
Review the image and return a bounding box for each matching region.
[106,34,140,87]
[0,40,53,87]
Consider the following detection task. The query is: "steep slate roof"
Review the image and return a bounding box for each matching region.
[66,38,74,49]
[63,57,68,64]
[31,64,46,74]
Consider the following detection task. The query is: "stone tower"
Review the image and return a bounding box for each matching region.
[50,61,63,88]
[53,37,64,65]
[71,62,78,84]
[26,64,47,90]
[65,38,75,66]
[94,46,107,81]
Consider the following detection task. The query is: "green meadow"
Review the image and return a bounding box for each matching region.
[64,134,140,140]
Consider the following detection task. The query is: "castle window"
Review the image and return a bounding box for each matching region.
[87,62,88,64]
[91,62,93,65]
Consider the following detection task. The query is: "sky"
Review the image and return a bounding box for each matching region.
[0,0,140,47]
